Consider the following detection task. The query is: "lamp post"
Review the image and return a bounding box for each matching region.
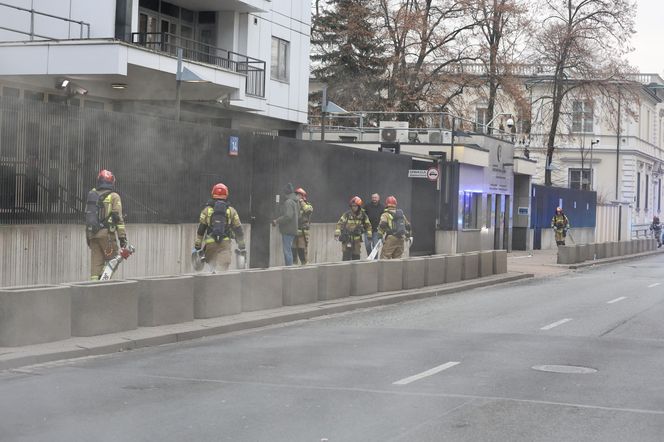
[590,138,599,190]
[175,47,210,121]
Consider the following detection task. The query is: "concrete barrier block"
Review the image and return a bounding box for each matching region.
[241,268,283,312]
[624,241,633,255]
[192,272,242,319]
[283,266,319,305]
[575,245,587,263]
[478,251,494,277]
[619,241,629,256]
[133,275,194,327]
[610,241,620,257]
[378,260,404,292]
[425,255,446,286]
[492,250,507,275]
[0,285,71,346]
[648,239,656,251]
[462,253,479,280]
[557,246,577,264]
[350,261,379,296]
[403,258,427,289]
[446,254,463,282]
[69,280,138,337]
[595,242,608,259]
[318,262,352,300]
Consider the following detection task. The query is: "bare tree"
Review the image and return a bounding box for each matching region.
[468,0,532,132]
[534,0,636,186]
[377,0,481,120]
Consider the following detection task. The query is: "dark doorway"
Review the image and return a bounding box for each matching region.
[409,159,437,255]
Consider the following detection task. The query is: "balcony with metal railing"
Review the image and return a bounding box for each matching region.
[129,31,266,98]
[0,1,90,40]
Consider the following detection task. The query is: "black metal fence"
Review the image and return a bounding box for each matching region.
[0,97,414,230]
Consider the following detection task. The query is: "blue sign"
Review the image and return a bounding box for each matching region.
[229,136,239,156]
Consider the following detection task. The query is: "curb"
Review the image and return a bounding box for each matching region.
[568,249,663,269]
[0,272,532,371]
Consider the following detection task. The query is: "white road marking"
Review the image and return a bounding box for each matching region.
[540,318,572,331]
[647,283,661,288]
[607,296,627,304]
[393,361,461,385]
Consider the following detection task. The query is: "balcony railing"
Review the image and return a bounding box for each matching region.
[0,1,90,40]
[130,32,266,98]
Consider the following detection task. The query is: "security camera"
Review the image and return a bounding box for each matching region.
[73,86,87,95]
[506,118,515,129]
[591,138,600,145]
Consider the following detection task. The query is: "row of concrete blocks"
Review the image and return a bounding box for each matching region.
[557,239,657,265]
[0,251,507,347]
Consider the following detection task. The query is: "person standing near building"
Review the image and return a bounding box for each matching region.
[193,183,246,272]
[650,216,662,248]
[363,193,383,256]
[335,196,372,261]
[85,169,129,280]
[378,195,412,259]
[273,183,299,266]
[551,207,570,246]
[292,187,313,265]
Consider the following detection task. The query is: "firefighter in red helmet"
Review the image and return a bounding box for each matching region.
[292,187,314,264]
[378,195,411,259]
[193,183,246,272]
[335,196,372,261]
[85,169,129,280]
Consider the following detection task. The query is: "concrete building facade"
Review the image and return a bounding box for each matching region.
[0,0,310,132]
[456,68,664,234]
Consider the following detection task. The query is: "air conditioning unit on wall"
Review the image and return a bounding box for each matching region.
[379,121,409,143]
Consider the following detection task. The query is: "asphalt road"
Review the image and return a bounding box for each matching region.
[2,256,664,442]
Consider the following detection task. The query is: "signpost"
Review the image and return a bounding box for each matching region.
[426,167,439,182]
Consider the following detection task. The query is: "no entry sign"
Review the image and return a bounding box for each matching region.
[426,167,439,182]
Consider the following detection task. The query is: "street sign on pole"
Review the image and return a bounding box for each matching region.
[408,169,428,178]
[426,167,439,182]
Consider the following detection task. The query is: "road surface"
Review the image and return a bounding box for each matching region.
[1,256,663,441]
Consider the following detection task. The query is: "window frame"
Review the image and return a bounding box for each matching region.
[270,36,290,83]
[569,168,592,191]
[462,191,482,230]
[571,100,594,133]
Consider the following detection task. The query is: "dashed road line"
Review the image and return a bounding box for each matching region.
[647,283,661,288]
[540,318,572,331]
[607,296,627,304]
[393,361,461,385]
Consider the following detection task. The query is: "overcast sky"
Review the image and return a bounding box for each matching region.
[628,0,664,75]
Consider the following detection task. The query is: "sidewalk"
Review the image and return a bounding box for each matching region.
[508,249,569,278]
[508,247,664,278]
[0,272,532,371]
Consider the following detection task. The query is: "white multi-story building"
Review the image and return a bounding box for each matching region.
[460,70,664,230]
[0,0,310,133]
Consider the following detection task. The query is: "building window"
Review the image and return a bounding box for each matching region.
[474,108,488,133]
[646,174,649,209]
[569,168,591,190]
[462,191,482,229]
[572,100,593,133]
[637,172,641,209]
[2,86,19,98]
[486,194,492,228]
[24,90,45,102]
[271,37,289,82]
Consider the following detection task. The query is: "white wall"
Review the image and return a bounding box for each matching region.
[0,223,251,287]
[0,0,116,40]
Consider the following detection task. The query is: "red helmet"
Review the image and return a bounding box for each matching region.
[97,169,115,185]
[295,187,307,199]
[385,195,397,207]
[349,196,363,207]
[211,183,229,200]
